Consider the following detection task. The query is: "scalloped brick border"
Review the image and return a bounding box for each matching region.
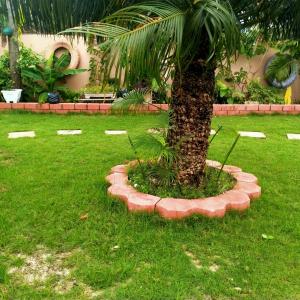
[106,161,261,219]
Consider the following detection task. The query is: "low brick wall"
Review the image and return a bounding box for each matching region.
[213,104,300,115]
[0,102,300,115]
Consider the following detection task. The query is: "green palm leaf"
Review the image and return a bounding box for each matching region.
[63,0,239,88]
[266,54,296,81]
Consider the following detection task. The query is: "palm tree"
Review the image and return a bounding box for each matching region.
[62,0,300,185]
[2,0,300,186]
[63,0,239,185]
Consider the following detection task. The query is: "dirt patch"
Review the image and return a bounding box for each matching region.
[0,184,8,193]
[147,128,167,134]
[209,264,220,273]
[183,247,221,273]
[0,149,15,167]
[7,246,131,298]
[184,250,203,269]
[80,278,133,299]
[8,247,72,288]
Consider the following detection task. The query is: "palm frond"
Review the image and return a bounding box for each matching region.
[64,0,241,87]
[2,0,300,41]
[184,0,239,64]
[112,90,146,112]
[0,0,143,34]
[64,2,186,86]
[230,0,300,40]
[265,54,296,81]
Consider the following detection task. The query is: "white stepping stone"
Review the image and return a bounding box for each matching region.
[57,130,82,136]
[287,134,300,140]
[210,130,216,135]
[8,131,36,139]
[238,131,266,139]
[105,130,127,135]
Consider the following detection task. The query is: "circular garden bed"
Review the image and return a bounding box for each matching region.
[106,160,261,220]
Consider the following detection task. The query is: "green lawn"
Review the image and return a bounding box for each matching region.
[0,111,299,300]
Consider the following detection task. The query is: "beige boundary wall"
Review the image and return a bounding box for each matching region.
[1,35,299,101]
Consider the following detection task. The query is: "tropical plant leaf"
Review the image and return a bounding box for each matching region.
[266,54,295,81]
[112,90,147,113]
[62,68,87,76]
[21,68,44,82]
[63,1,239,88]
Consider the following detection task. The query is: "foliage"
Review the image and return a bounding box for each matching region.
[230,0,300,40]
[216,80,245,104]
[59,88,81,103]
[216,79,284,105]
[0,46,45,100]
[0,52,13,91]
[18,46,45,70]
[0,47,81,103]
[112,90,146,112]
[18,46,45,101]
[22,53,86,103]
[80,84,116,95]
[128,132,180,191]
[64,1,240,89]
[2,0,300,41]
[0,47,45,95]
[0,0,128,34]
[0,0,7,31]
[216,134,240,182]
[216,66,284,104]
[239,28,267,58]
[87,35,102,86]
[127,129,239,194]
[266,40,300,82]
[151,79,170,104]
[246,80,284,104]
[128,162,234,199]
[215,68,248,104]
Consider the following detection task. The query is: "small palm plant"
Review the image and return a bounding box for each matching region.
[64,0,239,186]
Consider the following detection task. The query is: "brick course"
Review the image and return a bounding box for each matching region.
[1,103,300,115]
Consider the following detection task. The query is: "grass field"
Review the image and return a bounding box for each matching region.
[0,111,299,299]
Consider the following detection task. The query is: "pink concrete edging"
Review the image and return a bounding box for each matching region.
[106,161,261,220]
[0,102,300,115]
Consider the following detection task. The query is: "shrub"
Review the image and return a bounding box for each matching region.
[0,46,84,103]
[246,80,284,104]
[0,52,12,91]
[0,47,45,100]
[22,53,86,103]
[59,88,81,103]
[216,80,245,104]
[19,46,45,102]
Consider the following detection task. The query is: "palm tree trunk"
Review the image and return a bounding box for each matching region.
[6,0,21,88]
[167,51,215,186]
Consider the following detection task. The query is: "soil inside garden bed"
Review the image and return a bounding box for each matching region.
[128,162,235,199]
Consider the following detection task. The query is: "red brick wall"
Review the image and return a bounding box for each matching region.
[213,104,300,115]
[0,103,299,115]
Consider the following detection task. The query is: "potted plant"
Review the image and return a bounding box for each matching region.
[80,84,117,103]
[0,51,22,103]
[22,53,86,103]
[1,88,22,103]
